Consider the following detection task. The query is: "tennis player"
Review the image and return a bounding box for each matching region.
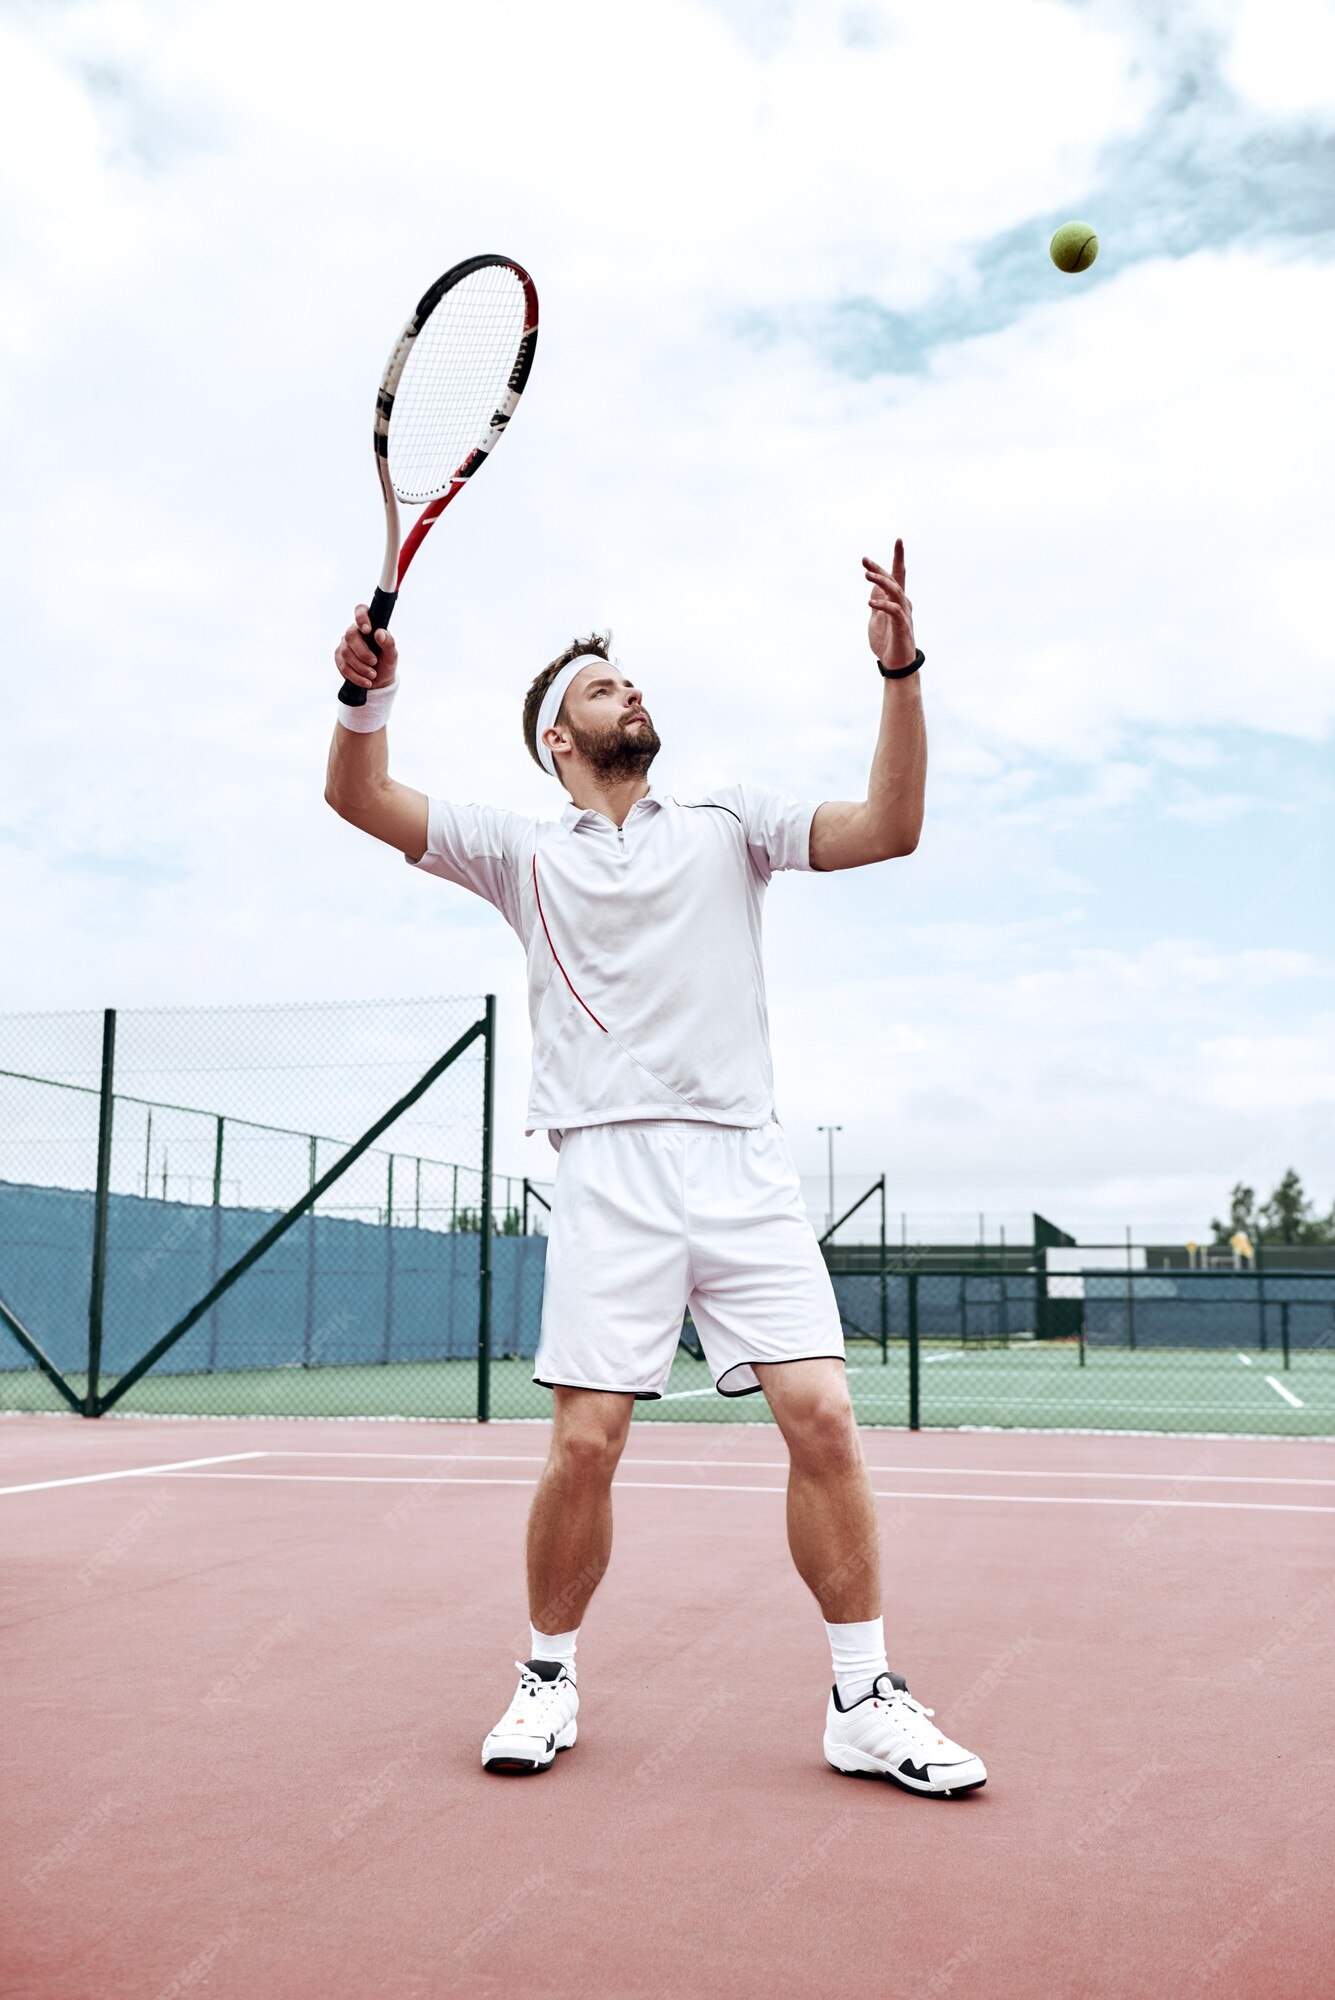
[326,540,986,1797]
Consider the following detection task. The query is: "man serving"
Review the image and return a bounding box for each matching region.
[325,540,986,1796]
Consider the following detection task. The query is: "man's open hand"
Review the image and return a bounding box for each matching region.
[335,606,399,692]
[863,540,916,674]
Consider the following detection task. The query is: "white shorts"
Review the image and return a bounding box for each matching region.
[533,1119,845,1399]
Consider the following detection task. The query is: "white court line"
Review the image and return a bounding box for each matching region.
[0,1452,268,1498]
[152,1469,1335,1513]
[1238,1354,1254,1367]
[247,1450,1335,1489]
[1266,1376,1304,1409]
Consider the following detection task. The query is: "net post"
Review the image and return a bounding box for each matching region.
[878,1175,887,1366]
[85,1008,116,1418]
[1281,1298,1290,1372]
[907,1270,920,1431]
[477,996,496,1423]
[1125,1225,1136,1350]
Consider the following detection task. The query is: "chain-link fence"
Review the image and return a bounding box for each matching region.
[0,1000,499,1420]
[816,1182,1334,1438]
[4,1021,1330,1436]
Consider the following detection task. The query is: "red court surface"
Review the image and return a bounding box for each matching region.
[3,1412,1332,2000]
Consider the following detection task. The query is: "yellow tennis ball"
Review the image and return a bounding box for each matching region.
[1050,222,1098,273]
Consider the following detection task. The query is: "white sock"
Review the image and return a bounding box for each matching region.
[825,1616,888,1706]
[530,1624,578,1680]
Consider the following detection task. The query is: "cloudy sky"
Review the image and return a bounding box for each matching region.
[2,0,1331,1239]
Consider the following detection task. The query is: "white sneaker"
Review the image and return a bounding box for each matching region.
[824,1670,986,1796]
[482,1660,579,1774]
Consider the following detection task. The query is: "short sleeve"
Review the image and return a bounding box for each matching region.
[406,798,530,932]
[704,782,819,882]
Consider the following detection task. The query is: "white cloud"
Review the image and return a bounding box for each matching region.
[1225,0,1335,115]
[0,0,1331,1232]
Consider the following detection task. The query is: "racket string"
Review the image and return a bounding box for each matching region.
[389,266,530,504]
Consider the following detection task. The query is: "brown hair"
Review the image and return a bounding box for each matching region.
[522,632,613,781]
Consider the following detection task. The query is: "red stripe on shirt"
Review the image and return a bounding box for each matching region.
[532,855,608,1033]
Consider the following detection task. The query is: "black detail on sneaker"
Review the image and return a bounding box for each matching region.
[524,1658,567,1682]
[830,1669,910,1714]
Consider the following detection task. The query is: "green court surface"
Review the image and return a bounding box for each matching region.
[3,1338,1331,1435]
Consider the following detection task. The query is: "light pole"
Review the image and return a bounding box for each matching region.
[816,1124,842,1237]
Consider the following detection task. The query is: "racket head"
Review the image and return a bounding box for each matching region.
[377,254,538,507]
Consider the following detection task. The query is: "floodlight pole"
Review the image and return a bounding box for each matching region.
[816,1125,842,1237]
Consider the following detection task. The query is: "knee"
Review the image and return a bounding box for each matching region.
[549,1419,626,1489]
[785,1389,861,1473]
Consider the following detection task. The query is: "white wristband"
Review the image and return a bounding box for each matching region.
[336,681,399,733]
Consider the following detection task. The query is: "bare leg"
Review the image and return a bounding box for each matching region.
[526,1387,634,1636]
[754,1359,881,1622]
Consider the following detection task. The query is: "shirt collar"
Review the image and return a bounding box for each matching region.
[560,785,666,831]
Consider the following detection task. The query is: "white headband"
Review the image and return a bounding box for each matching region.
[536,654,606,776]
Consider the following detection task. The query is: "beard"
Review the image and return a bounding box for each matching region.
[565,710,662,781]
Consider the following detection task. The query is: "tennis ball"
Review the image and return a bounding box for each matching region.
[1050,222,1098,273]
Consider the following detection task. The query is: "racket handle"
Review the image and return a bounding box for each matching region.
[338,586,398,707]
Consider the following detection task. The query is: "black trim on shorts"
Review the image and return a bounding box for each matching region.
[715,1354,847,1398]
[532,1375,661,1401]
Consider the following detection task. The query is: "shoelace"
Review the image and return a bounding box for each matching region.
[509,1662,568,1720]
[874,1683,944,1748]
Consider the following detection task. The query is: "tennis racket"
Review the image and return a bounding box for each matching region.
[338,253,539,706]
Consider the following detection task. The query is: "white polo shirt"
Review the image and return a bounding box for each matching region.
[408,782,819,1140]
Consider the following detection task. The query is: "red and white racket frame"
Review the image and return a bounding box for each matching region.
[339,253,539,706]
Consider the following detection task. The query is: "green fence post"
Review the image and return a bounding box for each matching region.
[303,1134,318,1367]
[878,1175,887,1365]
[1281,1298,1290,1372]
[384,1153,396,1365]
[998,1224,1008,1346]
[477,997,496,1422]
[1256,1240,1268,1352]
[206,1116,225,1373]
[907,1270,920,1431]
[86,1008,117,1418]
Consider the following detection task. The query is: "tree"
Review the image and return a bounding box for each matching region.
[1211,1172,1335,1247]
[1257,1168,1335,1245]
[1210,1182,1257,1247]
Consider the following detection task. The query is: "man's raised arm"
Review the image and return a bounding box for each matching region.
[324,605,429,860]
[810,539,927,872]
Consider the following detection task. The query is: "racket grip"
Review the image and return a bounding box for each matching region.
[338,586,398,707]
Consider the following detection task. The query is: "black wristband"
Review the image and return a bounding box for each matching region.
[878,648,924,680]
